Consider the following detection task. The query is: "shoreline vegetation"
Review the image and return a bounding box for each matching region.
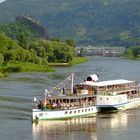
[0,56,88,78]
[0,17,88,78]
[123,46,140,60]
[49,56,88,66]
[1,16,139,78]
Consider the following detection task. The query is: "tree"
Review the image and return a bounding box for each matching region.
[34,56,42,65]
[132,46,140,58]
[4,49,17,63]
[0,53,4,65]
[0,33,9,55]
[66,39,76,47]
[19,32,28,49]
[0,33,19,56]
[123,48,133,58]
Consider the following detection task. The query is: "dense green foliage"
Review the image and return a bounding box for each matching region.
[0,22,38,41]
[0,32,75,65]
[123,46,140,59]
[0,72,5,78]
[0,20,76,76]
[1,62,55,72]
[0,0,140,46]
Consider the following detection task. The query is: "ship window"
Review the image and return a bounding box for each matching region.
[78,110,80,113]
[74,110,76,113]
[82,109,84,112]
[65,111,68,114]
[107,98,109,100]
[85,109,87,112]
[39,113,43,116]
[69,111,72,114]
[88,108,90,111]
[100,98,102,100]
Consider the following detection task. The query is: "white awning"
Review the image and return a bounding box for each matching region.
[84,79,134,87]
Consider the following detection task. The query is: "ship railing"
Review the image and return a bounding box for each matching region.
[97,87,135,95]
[128,97,140,103]
[128,94,140,99]
[38,101,96,111]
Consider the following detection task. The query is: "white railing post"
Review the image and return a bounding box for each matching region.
[71,73,74,94]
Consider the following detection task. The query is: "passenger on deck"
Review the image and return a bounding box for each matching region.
[73,86,77,94]
[62,86,66,94]
[37,101,43,109]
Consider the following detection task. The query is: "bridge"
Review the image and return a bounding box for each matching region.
[76,46,126,57]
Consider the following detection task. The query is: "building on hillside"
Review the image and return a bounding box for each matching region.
[76,46,126,57]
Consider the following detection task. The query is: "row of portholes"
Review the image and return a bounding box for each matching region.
[130,98,140,102]
[65,108,94,115]
[100,98,109,100]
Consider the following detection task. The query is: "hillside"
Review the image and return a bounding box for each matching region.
[0,0,140,47]
[0,16,48,41]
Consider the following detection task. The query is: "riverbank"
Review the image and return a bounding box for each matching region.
[0,62,55,73]
[70,57,88,65]
[123,56,140,61]
[130,57,140,60]
[49,57,88,66]
[0,72,5,78]
[0,57,88,78]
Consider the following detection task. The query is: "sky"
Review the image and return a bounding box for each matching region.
[0,0,6,3]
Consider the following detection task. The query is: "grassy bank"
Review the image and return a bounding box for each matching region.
[49,57,88,66]
[123,56,140,60]
[49,63,70,66]
[0,72,5,78]
[0,62,55,73]
[131,56,140,60]
[0,57,87,78]
[70,57,88,65]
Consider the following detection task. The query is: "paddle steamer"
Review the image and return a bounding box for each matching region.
[32,74,99,121]
[32,74,140,121]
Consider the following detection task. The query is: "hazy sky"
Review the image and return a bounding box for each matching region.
[0,0,6,3]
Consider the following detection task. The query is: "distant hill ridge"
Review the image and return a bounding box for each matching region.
[0,0,140,47]
[15,16,48,39]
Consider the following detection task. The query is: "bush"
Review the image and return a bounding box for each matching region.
[0,72,4,78]
[6,66,22,72]
[0,53,4,65]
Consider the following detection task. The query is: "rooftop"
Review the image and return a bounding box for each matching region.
[83,79,134,87]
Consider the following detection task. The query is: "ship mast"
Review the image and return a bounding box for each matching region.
[71,73,74,94]
[44,89,48,101]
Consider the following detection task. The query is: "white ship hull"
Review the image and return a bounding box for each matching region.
[122,97,140,110]
[32,106,98,121]
[96,95,140,111]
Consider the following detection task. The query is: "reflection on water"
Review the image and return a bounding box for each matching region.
[32,112,129,140]
[96,110,140,140]
[97,112,127,129]
[32,117,97,140]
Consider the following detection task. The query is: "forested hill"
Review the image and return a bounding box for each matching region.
[0,0,140,47]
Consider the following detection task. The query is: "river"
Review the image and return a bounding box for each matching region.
[0,57,140,140]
